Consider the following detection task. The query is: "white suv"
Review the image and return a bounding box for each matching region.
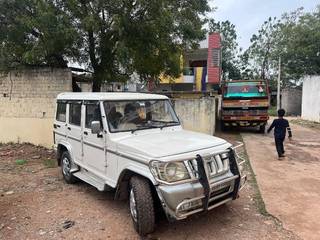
[53,92,246,236]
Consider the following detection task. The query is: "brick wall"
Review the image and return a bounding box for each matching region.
[207,33,221,84]
[0,68,72,118]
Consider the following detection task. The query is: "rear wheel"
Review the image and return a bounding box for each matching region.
[129,176,155,236]
[61,151,77,184]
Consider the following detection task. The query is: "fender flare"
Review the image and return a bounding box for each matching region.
[114,164,157,200]
[56,140,75,164]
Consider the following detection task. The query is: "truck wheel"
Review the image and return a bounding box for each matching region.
[259,124,266,133]
[129,176,155,236]
[61,151,77,184]
[220,121,226,132]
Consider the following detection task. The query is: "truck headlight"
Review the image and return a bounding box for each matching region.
[150,161,190,183]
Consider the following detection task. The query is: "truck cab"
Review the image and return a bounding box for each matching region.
[53,92,246,236]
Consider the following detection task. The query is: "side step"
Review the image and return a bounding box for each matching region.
[73,170,106,191]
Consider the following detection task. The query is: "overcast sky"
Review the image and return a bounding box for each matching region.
[208,0,318,49]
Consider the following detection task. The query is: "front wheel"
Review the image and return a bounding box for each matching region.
[259,124,266,133]
[220,120,227,132]
[61,151,77,184]
[129,176,155,236]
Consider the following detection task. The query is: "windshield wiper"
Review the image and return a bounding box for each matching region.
[150,120,180,124]
[131,125,158,133]
[158,121,180,129]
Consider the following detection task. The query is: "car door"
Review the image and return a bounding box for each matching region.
[54,100,67,143]
[83,101,107,177]
[67,101,83,163]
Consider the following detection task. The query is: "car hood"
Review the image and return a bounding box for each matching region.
[116,129,229,159]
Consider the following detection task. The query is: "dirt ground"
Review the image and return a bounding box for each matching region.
[0,138,300,240]
[243,121,320,240]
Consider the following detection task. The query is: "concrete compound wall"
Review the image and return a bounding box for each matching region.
[0,68,72,147]
[0,68,216,147]
[173,97,216,135]
[281,88,302,116]
[302,76,320,122]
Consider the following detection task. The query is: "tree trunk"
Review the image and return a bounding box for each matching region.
[92,79,101,92]
[92,70,105,92]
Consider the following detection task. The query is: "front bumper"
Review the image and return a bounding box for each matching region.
[222,115,269,127]
[156,156,247,220]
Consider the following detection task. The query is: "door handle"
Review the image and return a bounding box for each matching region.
[67,127,71,130]
[53,124,61,129]
[84,131,88,135]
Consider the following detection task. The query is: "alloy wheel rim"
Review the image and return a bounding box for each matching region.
[129,189,138,222]
[62,157,71,177]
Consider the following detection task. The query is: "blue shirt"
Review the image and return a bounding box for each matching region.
[267,118,292,139]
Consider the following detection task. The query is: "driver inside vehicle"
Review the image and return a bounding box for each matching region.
[115,103,144,130]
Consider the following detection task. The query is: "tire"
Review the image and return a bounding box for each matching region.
[220,120,226,132]
[61,151,77,184]
[129,176,155,236]
[259,124,266,134]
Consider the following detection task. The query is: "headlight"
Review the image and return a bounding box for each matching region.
[150,161,190,183]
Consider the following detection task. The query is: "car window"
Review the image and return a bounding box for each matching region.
[69,102,81,126]
[85,103,102,129]
[104,100,179,133]
[56,102,66,122]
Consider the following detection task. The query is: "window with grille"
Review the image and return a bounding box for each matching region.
[212,48,221,67]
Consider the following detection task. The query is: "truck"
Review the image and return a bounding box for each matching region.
[220,80,270,133]
[54,92,246,236]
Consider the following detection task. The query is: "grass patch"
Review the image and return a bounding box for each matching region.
[43,159,57,168]
[290,119,320,130]
[15,159,27,165]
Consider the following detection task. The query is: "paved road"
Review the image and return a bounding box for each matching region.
[243,121,320,240]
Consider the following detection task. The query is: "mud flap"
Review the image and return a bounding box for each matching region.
[195,155,210,211]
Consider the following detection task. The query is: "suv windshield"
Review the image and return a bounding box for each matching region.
[104,100,180,133]
[224,82,267,98]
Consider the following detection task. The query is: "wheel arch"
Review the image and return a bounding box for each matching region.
[56,141,74,166]
[114,167,157,201]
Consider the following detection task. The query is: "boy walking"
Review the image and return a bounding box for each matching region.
[267,109,292,159]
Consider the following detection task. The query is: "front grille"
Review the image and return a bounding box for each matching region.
[210,186,230,198]
[187,152,230,178]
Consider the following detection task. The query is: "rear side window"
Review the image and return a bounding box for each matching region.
[56,102,66,122]
[69,102,81,126]
[85,103,102,129]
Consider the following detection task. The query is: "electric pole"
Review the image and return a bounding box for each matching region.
[277,56,281,110]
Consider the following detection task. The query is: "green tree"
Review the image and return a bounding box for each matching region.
[245,16,281,81]
[0,0,210,91]
[279,6,320,81]
[244,6,320,87]
[209,19,241,80]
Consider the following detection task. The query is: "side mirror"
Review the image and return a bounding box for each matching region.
[91,121,101,134]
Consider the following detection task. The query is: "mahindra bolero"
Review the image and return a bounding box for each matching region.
[53,92,246,236]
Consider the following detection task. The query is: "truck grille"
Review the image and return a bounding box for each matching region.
[187,152,230,178]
